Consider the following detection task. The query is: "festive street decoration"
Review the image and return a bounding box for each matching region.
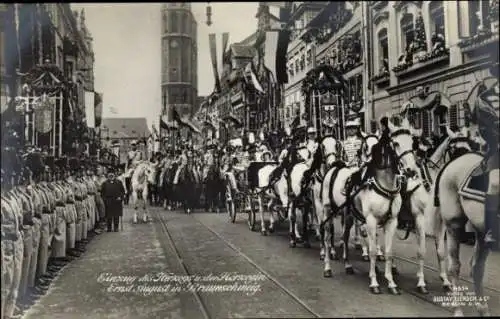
[414,13,427,53]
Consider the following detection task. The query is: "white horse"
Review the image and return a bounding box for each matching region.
[130,161,155,223]
[287,146,317,247]
[248,163,290,236]
[322,129,404,294]
[425,112,496,317]
[319,132,380,270]
[311,135,344,259]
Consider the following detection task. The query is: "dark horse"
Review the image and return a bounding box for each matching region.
[174,163,198,214]
[161,162,179,210]
[203,158,225,213]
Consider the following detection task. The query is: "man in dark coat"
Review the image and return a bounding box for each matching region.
[100,166,126,232]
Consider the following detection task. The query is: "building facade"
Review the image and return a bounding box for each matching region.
[369,0,498,138]
[283,2,368,140]
[1,4,97,157]
[100,117,151,164]
[160,3,198,147]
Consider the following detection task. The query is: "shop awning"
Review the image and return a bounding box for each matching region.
[403,91,452,114]
[222,114,243,127]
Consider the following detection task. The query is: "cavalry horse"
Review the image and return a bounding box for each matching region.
[426,77,498,316]
[321,128,405,294]
[161,160,180,210]
[203,156,224,213]
[173,158,199,214]
[131,161,156,223]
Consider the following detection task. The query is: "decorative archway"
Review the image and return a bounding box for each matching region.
[301,64,348,137]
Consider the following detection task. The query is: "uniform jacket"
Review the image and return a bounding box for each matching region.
[101,178,126,217]
[343,136,363,167]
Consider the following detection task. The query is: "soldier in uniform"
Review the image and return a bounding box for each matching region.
[2,149,25,319]
[94,162,107,230]
[62,159,80,258]
[471,63,499,249]
[306,127,319,156]
[342,118,366,195]
[101,165,126,232]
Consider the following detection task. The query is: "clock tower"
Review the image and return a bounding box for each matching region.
[161,3,198,143]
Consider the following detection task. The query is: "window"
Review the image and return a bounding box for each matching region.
[295,59,300,74]
[300,54,305,71]
[170,12,178,33]
[449,104,459,131]
[466,0,490,37]
[378,28,389,71]
[162,12,168,33]
[180,12,187,33]
[429,1,445,41]
[306,49,312,66]
[422,110,432,138]
[400,13,414,52]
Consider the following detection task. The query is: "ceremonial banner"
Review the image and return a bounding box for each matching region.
[34,95,54,134]
[209,33,221,93]
[84,90,95,128]
[245,63,265,93]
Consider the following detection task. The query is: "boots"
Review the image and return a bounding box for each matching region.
[484,194,499,250]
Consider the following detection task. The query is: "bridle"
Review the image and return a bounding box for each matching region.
[389,129,416,166]
[320,135,342,166]
[360,134,379,161]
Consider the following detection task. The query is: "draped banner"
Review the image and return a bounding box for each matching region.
[85,90,95,128]
[209,33,221,93]
[94,92,103,127]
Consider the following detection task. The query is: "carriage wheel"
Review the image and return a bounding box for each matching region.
[247,200,256,231]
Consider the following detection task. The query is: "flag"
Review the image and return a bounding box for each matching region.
[264,31,280,82]
[221,32,229,71]
[245,63,264,93]
[84,91,95,128]
[209,33,221,93]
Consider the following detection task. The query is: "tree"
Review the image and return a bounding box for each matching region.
[414,13,427,52]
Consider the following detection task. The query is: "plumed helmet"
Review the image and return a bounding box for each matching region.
[345,118,361,128]
[25,152,45,178]
[248,132,256,144]
[307,127,317,134]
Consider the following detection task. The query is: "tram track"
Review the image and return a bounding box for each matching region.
[192,212,454,316]
[193,211,500,316]
[153,209,321,318]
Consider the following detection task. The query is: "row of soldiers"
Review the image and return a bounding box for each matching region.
[1,149,106,319]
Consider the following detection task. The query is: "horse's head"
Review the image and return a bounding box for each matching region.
[445,126,473,159]
[360,131,379,163]
[386,116,421,178]
[135,162,156,185]
[371,137,399,174]
[320,135,342,168]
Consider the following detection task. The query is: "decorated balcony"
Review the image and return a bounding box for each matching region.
[370,70,390,87]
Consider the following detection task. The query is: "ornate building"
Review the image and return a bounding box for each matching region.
[291,2,367,140]
[369,0,498,138]
[1,4,97,157]
[160,3,198,147]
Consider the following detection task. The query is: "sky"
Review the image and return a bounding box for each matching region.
[71,3,260,128]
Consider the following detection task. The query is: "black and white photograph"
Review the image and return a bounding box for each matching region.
[1,2,499,318]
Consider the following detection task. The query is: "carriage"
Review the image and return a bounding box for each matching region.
[225,160,288,231]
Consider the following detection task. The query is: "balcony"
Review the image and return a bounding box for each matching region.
[371,70,390,87]
[392,49,450,79]
[459,30,499,57]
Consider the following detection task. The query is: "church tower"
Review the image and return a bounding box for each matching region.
[161,3,198,140]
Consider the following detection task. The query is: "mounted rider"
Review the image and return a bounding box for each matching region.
[342,117,368,196]
[125,140,144,177]
[471,62,499,248]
